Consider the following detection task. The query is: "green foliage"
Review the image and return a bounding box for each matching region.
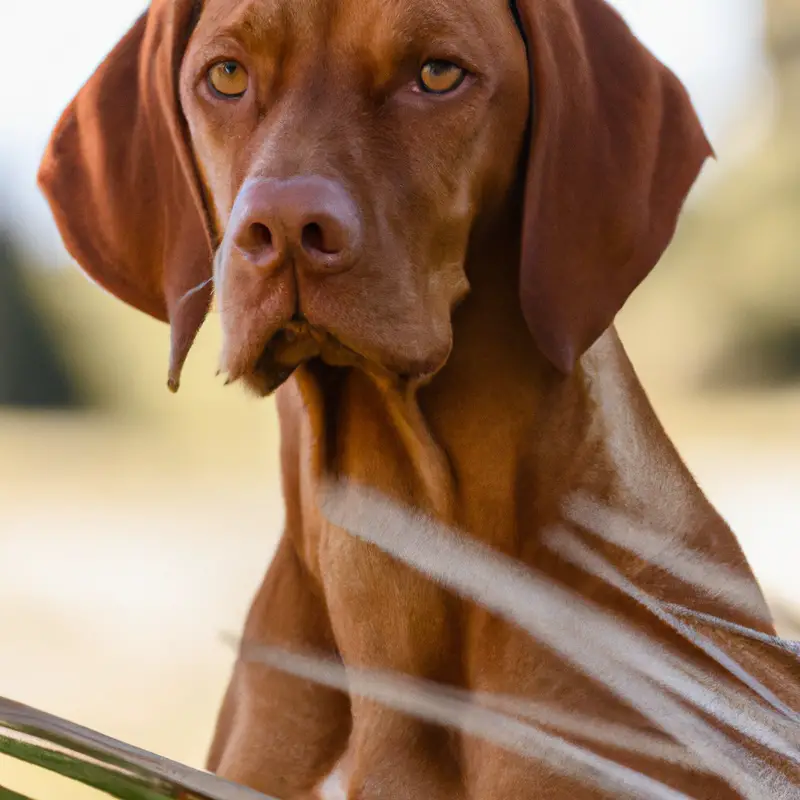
[0,735,175,800]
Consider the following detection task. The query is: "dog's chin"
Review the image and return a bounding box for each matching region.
[242,345,301,397]
[227,318,452,398]
[233,321,367,398]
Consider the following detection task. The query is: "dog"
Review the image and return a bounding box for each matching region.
[38,0,800,797]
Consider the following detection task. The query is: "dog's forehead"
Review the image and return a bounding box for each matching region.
[195,0,514,56]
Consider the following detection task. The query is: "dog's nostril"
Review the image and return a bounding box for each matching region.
[301,221,341,256]
[302,222,323,253]
[236,221,278,266]
[247,222,273,251]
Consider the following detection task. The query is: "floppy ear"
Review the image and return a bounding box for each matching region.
[37,0,213,391]
[513,0,713,373]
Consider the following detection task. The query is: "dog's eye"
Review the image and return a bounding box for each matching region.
[207,60,249,98]
[418,60,466,94]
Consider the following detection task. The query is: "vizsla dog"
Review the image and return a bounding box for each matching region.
[39,0,800,797]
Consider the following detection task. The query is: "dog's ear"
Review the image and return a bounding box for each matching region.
[513,0,713,373]
[37,0,213,391]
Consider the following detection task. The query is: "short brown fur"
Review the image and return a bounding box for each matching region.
[39,0,799,797]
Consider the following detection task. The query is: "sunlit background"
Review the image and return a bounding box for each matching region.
[1,0,798,796]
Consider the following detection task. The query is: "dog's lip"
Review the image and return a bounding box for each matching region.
[223,318,369,387]
[222,316,438,393]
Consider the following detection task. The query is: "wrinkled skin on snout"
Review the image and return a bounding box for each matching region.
[178,0,530,395]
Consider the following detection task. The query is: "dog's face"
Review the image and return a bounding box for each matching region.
[179,0,529,393]
[38,0,712,391]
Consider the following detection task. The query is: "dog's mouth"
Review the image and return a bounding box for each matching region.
[237,317,371,396]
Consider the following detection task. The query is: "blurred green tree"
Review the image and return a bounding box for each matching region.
[619,0,800,394]
[0,230,84,409]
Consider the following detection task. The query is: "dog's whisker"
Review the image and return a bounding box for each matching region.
[175,276,214,308]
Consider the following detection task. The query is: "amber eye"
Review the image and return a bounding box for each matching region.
[418,60,466,94]
[207,60,248,98]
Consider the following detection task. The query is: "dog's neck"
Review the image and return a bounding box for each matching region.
[294,225,696,529]
[289,231,773,629]
[346,232,710,538]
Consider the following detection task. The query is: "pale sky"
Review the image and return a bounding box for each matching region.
[0,0,769,260]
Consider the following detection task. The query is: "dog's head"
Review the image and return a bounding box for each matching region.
[38,0,711,394]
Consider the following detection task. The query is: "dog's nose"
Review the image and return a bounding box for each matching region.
[230,177,362,274]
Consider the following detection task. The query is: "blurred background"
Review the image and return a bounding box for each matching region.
[1,0,798,796]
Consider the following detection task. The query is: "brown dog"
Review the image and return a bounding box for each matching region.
[39,0,799,797]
